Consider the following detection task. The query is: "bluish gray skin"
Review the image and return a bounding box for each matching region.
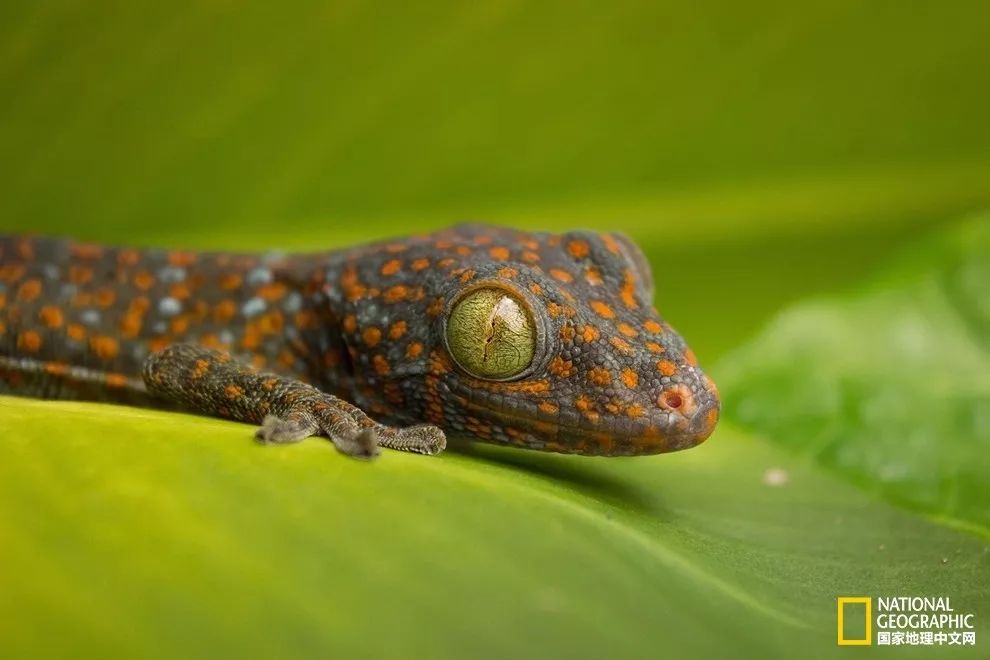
[0,224,720,457]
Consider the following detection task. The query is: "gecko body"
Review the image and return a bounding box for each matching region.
[0,225,719,457]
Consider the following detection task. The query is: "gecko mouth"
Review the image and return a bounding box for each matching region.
[447,385,719,455]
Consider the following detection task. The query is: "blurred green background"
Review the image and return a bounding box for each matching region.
[1,2,989,659]
[2,0,989,358]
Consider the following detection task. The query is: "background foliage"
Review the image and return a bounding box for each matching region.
[1,2,988,658]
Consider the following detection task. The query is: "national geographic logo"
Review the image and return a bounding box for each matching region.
[837,596,977,647]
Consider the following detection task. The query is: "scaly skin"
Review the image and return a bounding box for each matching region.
[0,225,720,457]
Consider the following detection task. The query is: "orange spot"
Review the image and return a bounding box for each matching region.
[170,316,190,334]
[44,362,69,376]
[617,322,638,338]
[625,403,645,418]
[214,299,237,323]
[497,267,518,279]
[168,251,197,267]
[341,266,367,301]
[580,325,600,343]
[621,368,639,389]
[362,327,382,347]
[191,359,210,379]
[575,395,593,412]
[609,336,632,354]
[406,342,423,359]
[620,270,639,309]
[0,320,5,335]
[373,355,391,375]
[488,246,510,260]
[381,259,402,276]
[584,266,603,286]
[590,300,615,319]
[294,310,319,330]
[241,328,261,350]
[66,324,86,341]
[256,311,284,335]
[16,238,35,259]
[458,269,476,284]
[657,360,677,376]
[388,320,407,340]
[0,264,26,282]
[426,297,445,318]
[17,279,42,302]
[521,251,541,263]
[130,296,151,313]
[17,330,42,352]
[149,338,170,353]
[538,401,559,415]
[548,356,575,378]
[486,379,550,395]
[94,288,116,308]
[117,249,140,266]
[385,243,408,254]
[644,319,662,334]
[528,283,543,295]
[105,373,129,388]
[684,349,698,366]
[437,257,456,269]
[567,239,590,259]
[169,283,191,300]
[278,350,296,369]
[219,273,242,290]
[257,282,288,301]
[134,271,155,290]
[69,265,94,285]
[384,285,408,303]
[38,306,64,328]
[549,268,573,283]
[411,258,430,271]
[225,384,244,399]
[646,341,664,354]
[70,243,103,260]
[342,314,357,334]
[90,335,119,360]
[559,324,575,342]
[588,367,612,386]
[0,293,5,310]
[601,233,621,254]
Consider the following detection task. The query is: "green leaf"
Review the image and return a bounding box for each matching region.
[717,216,990,535]
[1,398,987,660]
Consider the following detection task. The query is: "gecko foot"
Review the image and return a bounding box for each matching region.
[256,411,380,459]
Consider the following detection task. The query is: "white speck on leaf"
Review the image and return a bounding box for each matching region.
[763,467,789,487]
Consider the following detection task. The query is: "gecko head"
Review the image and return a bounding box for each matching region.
[432,228,721,455]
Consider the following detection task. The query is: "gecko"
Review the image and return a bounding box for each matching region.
[0,224,720,458]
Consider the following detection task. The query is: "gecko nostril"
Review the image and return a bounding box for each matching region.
[661,391,683,410]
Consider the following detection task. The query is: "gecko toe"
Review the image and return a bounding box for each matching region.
[255,414,316,444]
[332,428,380,459]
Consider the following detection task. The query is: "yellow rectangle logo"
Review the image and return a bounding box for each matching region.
[837,597,873,645]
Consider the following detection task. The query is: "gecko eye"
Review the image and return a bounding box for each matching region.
[445,287,536,381]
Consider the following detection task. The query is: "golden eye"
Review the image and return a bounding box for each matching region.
[446,288,536,380]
